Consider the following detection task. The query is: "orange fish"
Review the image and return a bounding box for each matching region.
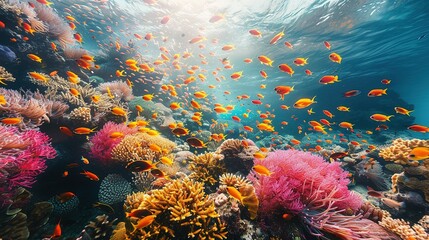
[274,86,294,100]
[370,114,393,122]
[1,118,22,125]
[74,33,83,43]
[133,215,156,231]
[27,54,42,62]
[394,107,413,116]
[258,55,273,66]
[230,71,243,80]
[270,29,285,45]
[226,186,243,204]
[284,41,293,49]
[252,165,272,176]
[368,88,387,97]
[293,96,316,109]
[293,58,308,66]
[22,23,35,35]
[339,122,354,130]
[329,53,342,63]
[319,75,340,84]
[57,192,75,203]
[278,64,294,76]
[59,126,74,136]
[28,72,48,81]
[74,127,96,135]
[324,41,331,50]
[50,220,61,239]
[81,170,99,181]
[260,70,268,79]
[249,29,262,37]
[407,125,429,133]
[0,21,5,28]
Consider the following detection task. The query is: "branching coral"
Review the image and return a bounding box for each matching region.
[379,210,428,240]
[98,80,134,101]
[379,138,429,166]
[0,66,15,85]
[89,122,138,163]
[247,150,395,239]
[188,152,226,186]
[123,178,227,239]
[0,126,56,206]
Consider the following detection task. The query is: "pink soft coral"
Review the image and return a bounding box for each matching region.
[0,126,56,206]
[248,150,384,239]
[89,122,138,163]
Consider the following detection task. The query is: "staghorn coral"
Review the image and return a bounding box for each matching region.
[69,107,91,124]
[123,178,227,239]
[379,138,429,166]
[0,126,56,206]
[215,139,259,175]
[379,210,429,240]
[98,80,134,101]
[89,122,139,163]
[0,66,15,85]
[188,152,226,187]
[111,132,176,162]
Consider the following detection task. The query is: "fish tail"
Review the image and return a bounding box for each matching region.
[311,96,317,103]
[383,88,388,94]
[387,115,394,121]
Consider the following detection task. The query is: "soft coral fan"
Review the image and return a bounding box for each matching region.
[249,150,397,239]
[0,126,56,206]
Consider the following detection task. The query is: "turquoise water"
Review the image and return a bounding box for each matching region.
[1,0,429,239]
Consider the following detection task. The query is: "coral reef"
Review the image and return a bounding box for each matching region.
[188,152,226,187]
[48,194,79,216]
[379,138,429,166]
[379,210,429,240]
[0,126,56,206]
[215,139,259,175]
[129,98,175,127]
[98,174,132,205]
[123,178,227,239]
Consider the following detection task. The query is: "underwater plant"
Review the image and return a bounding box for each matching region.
[248,149,398,239]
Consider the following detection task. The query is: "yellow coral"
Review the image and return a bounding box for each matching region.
[188,153,226,186]
[69,107,91,124]
[219,173,251,187]
[379,210,429,240]
[123,178,227,239]
[111,133,176,162]
[379,138,429,166]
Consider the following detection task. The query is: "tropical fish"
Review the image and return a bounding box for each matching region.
[186,137,206,148]
[380,198,405,211]
[274,86,294,100]
[252,165,272,176]
[319,75,339,84]
[370,114,393,122]
[337,106,350,112]
[258,56,273,66]
[407,125,429,133]
[278,64,294,76]
[368,88,387,97]
[56,192,76,203]
[394,107,413,116]
[408,147,429,161]
[133,215,156,231]
[270,29,285,44]
[126,160,156,172]
[1,118,22,125]
[249,29,262,37]
[27,54,42,62]
[293,96,316,109]
[74,127,96,134]
[226,186,243,204]
[293,58,308,66]
[81,170,99,181]
[329,53,342,63]
[343,90,361,98]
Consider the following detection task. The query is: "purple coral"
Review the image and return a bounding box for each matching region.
[89,122,138,163]
[0,126,56,206]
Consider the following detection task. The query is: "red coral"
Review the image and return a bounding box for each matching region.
[0,126,56,206]
[89,122,138,163]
